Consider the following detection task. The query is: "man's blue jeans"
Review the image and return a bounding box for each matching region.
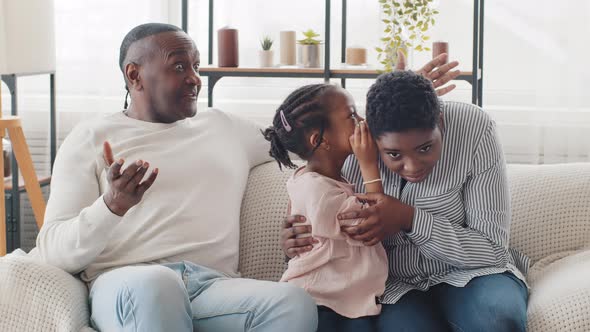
[376,272,528,332]
[88,261,318,332]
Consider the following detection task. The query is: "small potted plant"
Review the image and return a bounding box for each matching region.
[259,36,274,68]
[297,29,323,68]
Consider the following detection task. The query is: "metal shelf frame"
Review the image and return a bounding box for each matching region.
[181,0,484,107]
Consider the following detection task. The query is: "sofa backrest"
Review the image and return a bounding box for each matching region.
[506,163,590,266]
[238,162,590,281]
[238,162,294,281]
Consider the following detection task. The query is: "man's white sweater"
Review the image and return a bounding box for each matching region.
[34,109,271,283]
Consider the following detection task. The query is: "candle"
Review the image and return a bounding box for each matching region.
[432,41,449,63]
[218,27,239,67]
[346,47,367,65]
[280,31,296,66]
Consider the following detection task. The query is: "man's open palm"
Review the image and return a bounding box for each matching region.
[102,141,158,216]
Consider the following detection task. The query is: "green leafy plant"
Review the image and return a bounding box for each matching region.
[376,0,439,72]
[297,29,322,45]
[260,36,273,51]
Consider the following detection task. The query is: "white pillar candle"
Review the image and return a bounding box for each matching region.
[280,31,296,66]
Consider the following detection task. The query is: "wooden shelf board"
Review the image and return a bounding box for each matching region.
[199,67,324,74]
[199,66,474,78]
[332,69,473,76]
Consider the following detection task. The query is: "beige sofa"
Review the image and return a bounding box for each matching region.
[1,162,589,331]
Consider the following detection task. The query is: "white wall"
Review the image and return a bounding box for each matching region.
[2,0,590,163]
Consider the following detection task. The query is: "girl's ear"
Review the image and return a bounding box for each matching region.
[309,131,320,149]
[308,131,330,151]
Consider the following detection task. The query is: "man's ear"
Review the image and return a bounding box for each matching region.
[125,62,142,91]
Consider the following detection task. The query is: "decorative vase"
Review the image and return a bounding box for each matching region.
[297,44,323,68]
[384,42,413,70]
[432,41,449,63]
[399,44,414,69]
[218,27,239,67]
[259,50,274,67]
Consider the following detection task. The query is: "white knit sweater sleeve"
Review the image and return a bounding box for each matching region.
[224,111,272,168]
[35,124,122,274]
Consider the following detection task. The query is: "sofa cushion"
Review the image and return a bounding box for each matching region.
[527,249,590,331]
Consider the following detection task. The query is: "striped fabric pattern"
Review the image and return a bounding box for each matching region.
[342,101,530,304]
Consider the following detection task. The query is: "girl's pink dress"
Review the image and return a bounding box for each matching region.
[280,169,389,318]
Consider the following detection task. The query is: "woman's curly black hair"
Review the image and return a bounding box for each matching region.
[262,83,337,170]
[366,70,440,138]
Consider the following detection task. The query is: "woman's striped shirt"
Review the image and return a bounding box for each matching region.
[342,101,529,304]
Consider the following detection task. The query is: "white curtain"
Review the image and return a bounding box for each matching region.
[482,0,590,163]
[53,0,180,115]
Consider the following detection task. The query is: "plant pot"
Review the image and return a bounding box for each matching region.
[259,50,274,67]
[297,44,323,68]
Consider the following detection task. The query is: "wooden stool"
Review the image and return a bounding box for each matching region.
[0,92,46,256]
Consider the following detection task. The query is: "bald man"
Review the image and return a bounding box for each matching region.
[35,23,317,332]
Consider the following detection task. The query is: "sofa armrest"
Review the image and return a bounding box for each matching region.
[507,163,590,265]
[239,161,296,281]
[0,255,95,332]
[527,249,590,332]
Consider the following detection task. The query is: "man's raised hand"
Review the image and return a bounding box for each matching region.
[102,141,158,216]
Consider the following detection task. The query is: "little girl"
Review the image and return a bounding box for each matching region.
[263,83,388,331]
